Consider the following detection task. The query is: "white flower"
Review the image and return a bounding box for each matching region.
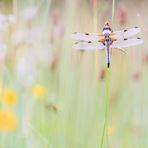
[0,43,7,65]
[23,7,37,21]
[0,14,6,22]
[0,13,7,31]
[0,43,6,50]
[12,30,26,45]
[16,48,37,87]
[7,14,16,24]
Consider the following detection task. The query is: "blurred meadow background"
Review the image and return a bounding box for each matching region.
[0,0,148,147]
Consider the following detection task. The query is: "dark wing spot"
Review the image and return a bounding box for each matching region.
[109,27,113,31]
[137,37,141,39]
[74,42,79,44]
[88,41,92,43]
[124,38,128,40]
[124,29,127,32]
[85,33,89,35]
[110,28,113,32]
[74,32,77,34]
[135,26,138,28]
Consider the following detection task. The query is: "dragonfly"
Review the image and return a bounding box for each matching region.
[72,22,144,68]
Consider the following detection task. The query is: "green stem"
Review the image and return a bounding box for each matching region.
[100,68,110,148]
[111,0,115,27]
[100,0,115,147]
[100,0,115,146]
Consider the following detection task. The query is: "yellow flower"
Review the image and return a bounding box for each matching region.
[3,88,17,106]
[107,126,115,135]
[33,84,47,97]
[0,110,18,131]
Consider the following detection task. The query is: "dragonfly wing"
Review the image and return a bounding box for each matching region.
[111,38,144,48]
[72,41,105,50]
[72,32,104,41]
[112,27,141,39]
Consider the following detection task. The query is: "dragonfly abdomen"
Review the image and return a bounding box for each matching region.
[107,46,110,68]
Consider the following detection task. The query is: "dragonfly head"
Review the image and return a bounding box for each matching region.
[103,22,113,33]
[104,21,110,27]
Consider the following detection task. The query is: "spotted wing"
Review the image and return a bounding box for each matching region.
[112,27,141,39]
[72,41,105,50]
[111,38,143,48]
[72,32,104,41]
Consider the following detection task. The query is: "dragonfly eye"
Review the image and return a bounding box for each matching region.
[103,27,109,30]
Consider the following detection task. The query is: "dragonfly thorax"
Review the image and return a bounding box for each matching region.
[103,29,111,34]
[103,28,112,44]
[104,33,112,43]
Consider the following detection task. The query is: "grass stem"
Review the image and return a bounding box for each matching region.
[93,0,99,78]
[111,0,115,27]
[100,0,115,146]
[100,68,110,148]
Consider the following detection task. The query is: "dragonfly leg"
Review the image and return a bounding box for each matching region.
[110,48,112,55]
[114,47,128,54]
